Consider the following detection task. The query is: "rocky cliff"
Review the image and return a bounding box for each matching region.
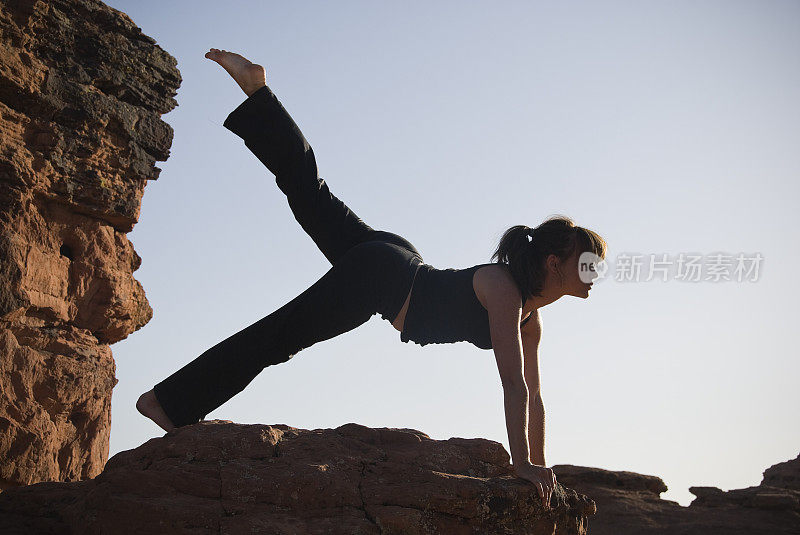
[1,420,797,534]
[0,421,597,534]
[0,0,180,489]
[0,420,800,535]
[555,453,800,534]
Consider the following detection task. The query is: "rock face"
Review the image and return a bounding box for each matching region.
[553,453,800,535]
[0,421,597,534]
[0,0,180,489]
[762,452,800,492]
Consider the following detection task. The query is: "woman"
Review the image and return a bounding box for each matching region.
[137,49,607,510]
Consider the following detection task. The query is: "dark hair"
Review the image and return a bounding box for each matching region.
[490,214,607,301]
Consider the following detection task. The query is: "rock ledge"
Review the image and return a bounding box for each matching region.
[0,420,596,534]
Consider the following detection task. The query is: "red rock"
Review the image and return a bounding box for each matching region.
[0,0,179,490]
[0,421,597,534]
[552,455,800,534]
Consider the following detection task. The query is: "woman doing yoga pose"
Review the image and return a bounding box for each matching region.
[136,49,608,510]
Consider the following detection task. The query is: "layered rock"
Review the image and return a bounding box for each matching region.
[0,0,180,489]
[553,452,800,534]
[0,421,597,534]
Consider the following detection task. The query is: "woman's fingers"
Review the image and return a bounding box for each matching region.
[539,482,550,508]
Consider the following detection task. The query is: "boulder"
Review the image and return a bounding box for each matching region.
[0,420,597,534]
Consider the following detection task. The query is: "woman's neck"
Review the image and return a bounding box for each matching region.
[525,291,563,312]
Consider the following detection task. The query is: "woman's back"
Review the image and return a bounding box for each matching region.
[401,262,532,350]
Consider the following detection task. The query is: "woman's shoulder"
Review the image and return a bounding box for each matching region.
[472,263,518,310]
[474,262,513,282]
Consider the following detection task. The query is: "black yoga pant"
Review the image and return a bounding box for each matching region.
[153,85,424,428]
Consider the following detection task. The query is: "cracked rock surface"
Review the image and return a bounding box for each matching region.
[554,453,800,535]
[0,420,596,534]
[0,0,179,490]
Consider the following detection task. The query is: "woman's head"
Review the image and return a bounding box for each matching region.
[491,215,607,302]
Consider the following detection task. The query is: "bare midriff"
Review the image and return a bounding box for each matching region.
[391,269,417,333]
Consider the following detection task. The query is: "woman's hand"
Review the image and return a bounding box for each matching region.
[513,462,557,509]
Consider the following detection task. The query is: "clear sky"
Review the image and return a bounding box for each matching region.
[103,1,799,507]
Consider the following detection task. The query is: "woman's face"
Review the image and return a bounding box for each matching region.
[553,248,600,299]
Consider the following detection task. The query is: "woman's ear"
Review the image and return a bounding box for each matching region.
[545,253,558,273]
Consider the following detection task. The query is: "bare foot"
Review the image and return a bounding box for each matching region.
[136,389,176,432]
[204,48,267,97]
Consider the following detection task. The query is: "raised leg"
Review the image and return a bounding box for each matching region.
[208,49,423,262]
[223,84,383,265]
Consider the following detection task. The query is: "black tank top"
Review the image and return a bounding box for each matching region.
[400,262,532,350]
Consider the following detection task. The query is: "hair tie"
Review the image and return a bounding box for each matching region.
[526,227,535,243]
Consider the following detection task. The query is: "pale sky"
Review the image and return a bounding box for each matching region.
[103,1,799,506]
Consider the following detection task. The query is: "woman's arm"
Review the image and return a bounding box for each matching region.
[522,311,546,466]
[478,266,557,509]
[481,269,531,468]
[528,395,546,466]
